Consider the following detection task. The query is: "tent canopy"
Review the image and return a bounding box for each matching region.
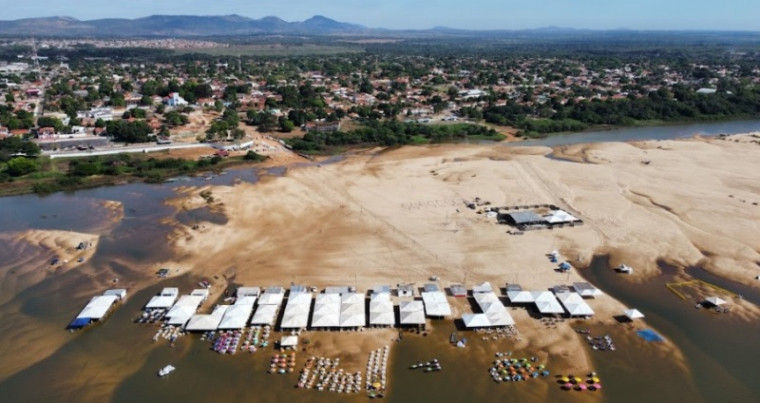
[472,281,493,294]
[281,293,312,329]
[556,292,594,316]
[280,335,298,347]
[218,303,254,329]
[572,282,602,298]
[258,292,284,306]
[185,305,229,331]
[237,286,260,298]
[507,290,535,303]
[704,296,726,306]
[399,301,425,325]
[421,291,452,317]
[250,304,278,325]
[462,313,491,328]
[76,295,118,321]
[532,292,565,314]
[165,295,205,325]
[624,308,644,320]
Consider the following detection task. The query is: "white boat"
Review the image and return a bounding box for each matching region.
[617,264,633,274]
[158,365,176,377]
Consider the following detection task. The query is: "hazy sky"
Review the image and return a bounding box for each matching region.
[4,0,759,30]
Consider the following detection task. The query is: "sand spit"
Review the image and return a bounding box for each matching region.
[15,230,100,270]
[154,136,760,377]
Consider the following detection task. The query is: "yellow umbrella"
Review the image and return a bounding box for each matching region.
[574,377,583,384]
[591,376,600,383]
[372,382,382,389]
[561,376,570,383]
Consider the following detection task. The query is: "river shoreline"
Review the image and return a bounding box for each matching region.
[5,118,760,199]
[0,122,758,402]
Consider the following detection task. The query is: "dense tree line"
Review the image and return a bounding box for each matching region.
[481,86,760,135]
[288,122,502,152]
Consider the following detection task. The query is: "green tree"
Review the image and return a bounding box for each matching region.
[6,157,39,176]
[279,118,295,132]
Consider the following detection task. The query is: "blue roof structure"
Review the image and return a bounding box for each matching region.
[637,329,665,342]
[69,317,91,329]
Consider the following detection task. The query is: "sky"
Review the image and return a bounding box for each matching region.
[3,0,759,31]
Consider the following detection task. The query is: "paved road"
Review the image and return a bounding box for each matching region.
[44,143,215,159]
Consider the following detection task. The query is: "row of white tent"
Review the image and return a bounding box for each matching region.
[151,282,604,332]
[159,285,454,331]
[506,289,595,316]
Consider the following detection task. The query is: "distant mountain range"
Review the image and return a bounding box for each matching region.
[0,15,368,37]
[1,15,755,38]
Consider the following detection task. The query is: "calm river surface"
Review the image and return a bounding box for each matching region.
[0,120,758,402]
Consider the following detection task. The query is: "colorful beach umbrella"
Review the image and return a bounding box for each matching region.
[563,383,573,390]
[561,376,570,383]
[591,376,600,383]
[577,384,587,391]
[574,376,583,384]
[592,383,601,390]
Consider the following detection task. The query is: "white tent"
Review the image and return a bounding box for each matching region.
[258,290,285,306]
[218,303,254,329]
[76,295,118,321]
[338,293,365,328]
[165,295,205,326]
[237,286,260,298]
[281,293,312,329]
[474,291,500,304]
[369,293,395,326]
[399,301,426,325]
[312,293,341,325]
[190,289,210,301]
[145,287,180,310]
[250,304,278,325]
[544,209,578,224]
[339,302,365,328]
[280,335,298,347]
[103,289,127,300]
[532,291,565,315]
[185,305,229,331]
[369,311,395,326]
[470,292,515,327]
[462,313,492,328]
[555,292,594,316]
[704,296,726,306]
[472,281,493,294]
[311,312,340,327]
[572,282,603,298]
[421,291,452,317]
[235,295,258,306]
[623,308,645,320]
[341,293,364,305]
[340,312,365,328]
[507,290,535,303]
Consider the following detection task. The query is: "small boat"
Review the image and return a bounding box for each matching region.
[450,332,457,344]
[158,365,176,377]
